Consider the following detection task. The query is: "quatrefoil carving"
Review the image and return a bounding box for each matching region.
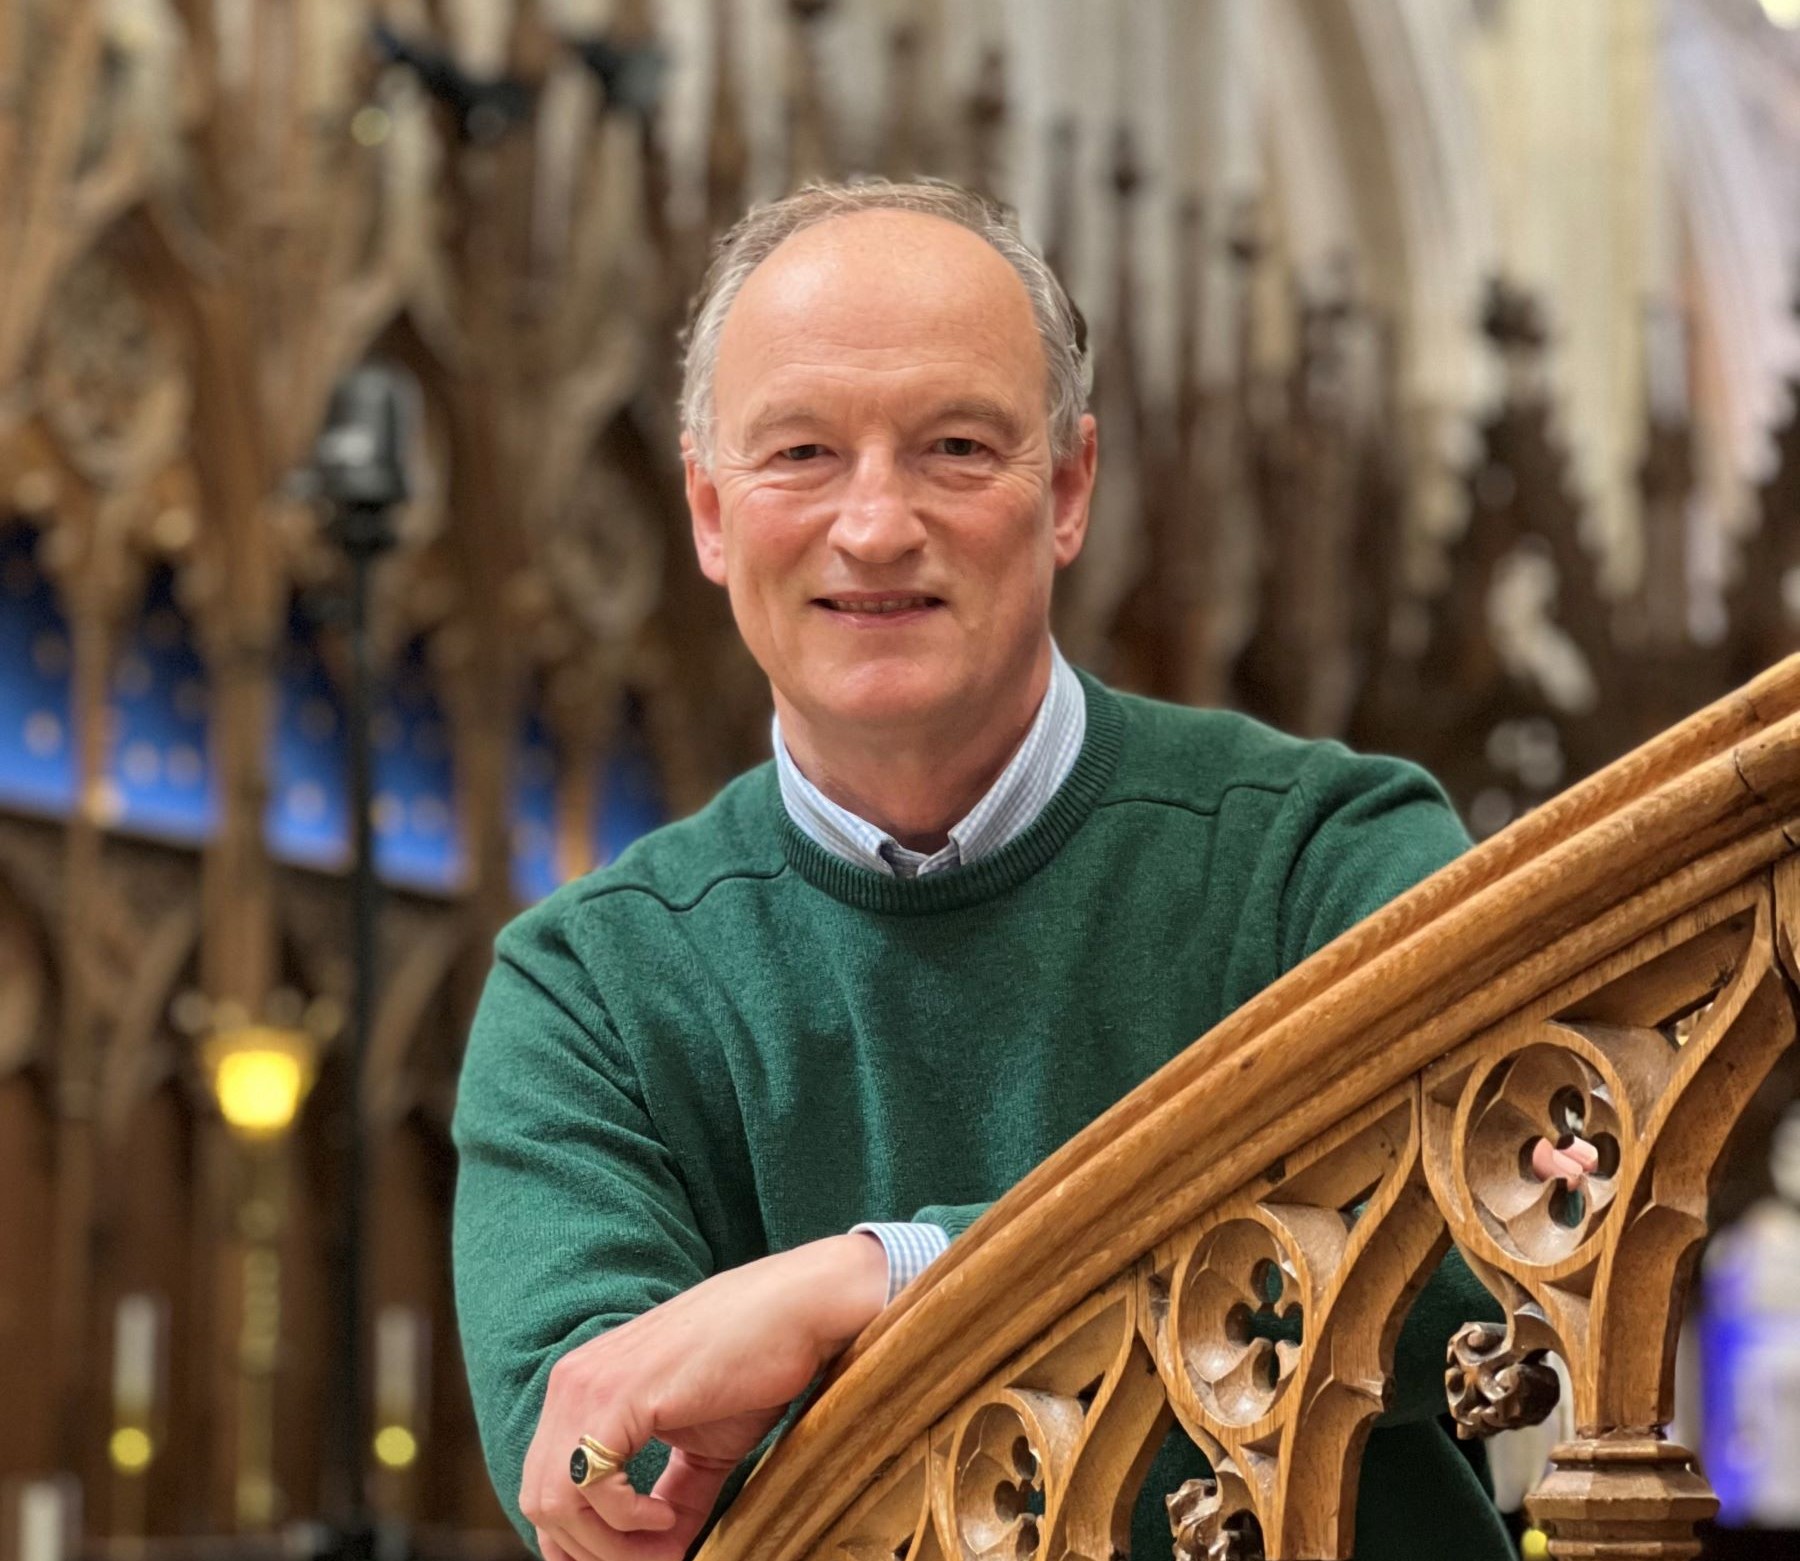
[1463,1040,1624,1263]
[1177,1219,1305,1426]
[949,1391,1081,1559]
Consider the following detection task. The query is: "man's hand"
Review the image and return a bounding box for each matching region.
[520,1231,888,1561]
[1531,1134,1600,1186]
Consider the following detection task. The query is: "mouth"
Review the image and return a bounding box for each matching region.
[814,594,945,619]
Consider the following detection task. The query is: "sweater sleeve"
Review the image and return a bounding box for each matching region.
[451,908,714,1550]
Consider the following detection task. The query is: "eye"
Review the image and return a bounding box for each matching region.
[932,437,986,457]
[778,443,826,462]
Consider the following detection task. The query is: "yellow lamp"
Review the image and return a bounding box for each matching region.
[110,1426,154,1474]
[204,1025,318,1139]
[373,1426,418,1469]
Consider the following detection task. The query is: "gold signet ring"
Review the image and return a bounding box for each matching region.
[569,1436,627,1488]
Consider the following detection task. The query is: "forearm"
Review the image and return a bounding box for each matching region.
[801,1231,892,1349]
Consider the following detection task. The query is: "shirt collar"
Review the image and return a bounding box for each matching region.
[773,642,1087,879]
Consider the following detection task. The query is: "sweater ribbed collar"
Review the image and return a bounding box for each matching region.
[774,672,1124,914]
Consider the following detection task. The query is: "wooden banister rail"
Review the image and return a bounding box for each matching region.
[696,657,1800,1561]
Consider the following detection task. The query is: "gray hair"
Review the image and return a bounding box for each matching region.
[678,178,1091,466]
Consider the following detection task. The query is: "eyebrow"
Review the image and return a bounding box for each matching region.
[929,398,1028,444]
[740,405,831,449]
[738,397,1029,450]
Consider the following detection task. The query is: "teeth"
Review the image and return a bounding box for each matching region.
[827,598,934,613]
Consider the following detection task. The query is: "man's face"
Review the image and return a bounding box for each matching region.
[685,210,1097,743]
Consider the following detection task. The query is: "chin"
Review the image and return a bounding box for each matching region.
[807,665,959,731]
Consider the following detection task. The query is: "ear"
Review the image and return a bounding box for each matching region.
[684,434,729,588]
[1050,413,1098,570]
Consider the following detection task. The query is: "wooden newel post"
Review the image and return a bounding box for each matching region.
[1526,1436,1718,1560]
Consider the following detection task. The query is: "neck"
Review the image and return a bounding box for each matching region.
[776,642,1054,852]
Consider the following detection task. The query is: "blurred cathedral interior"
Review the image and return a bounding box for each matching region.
[2,0,1799,1557]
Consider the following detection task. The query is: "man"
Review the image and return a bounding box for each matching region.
[453,180,1580,1561]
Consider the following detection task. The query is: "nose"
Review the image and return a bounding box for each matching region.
[828,446,926,565]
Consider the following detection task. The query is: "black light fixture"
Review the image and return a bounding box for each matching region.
[567,34,668,119]
[310,362,414,1561]
[371,22,534,146]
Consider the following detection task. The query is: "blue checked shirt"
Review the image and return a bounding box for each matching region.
[772,642,1086,1305]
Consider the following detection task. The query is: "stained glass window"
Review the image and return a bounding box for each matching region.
[371,633,462,893]
[107,564,216,841]
[511,691,560,905]
[594,692,666,868]
[267,595,351,869]
[0,524,75,815]
[507,688,669,906]
[268,605,462,893]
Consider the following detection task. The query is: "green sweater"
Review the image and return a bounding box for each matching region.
[452,673,1510,1560]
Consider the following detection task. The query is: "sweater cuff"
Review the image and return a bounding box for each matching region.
[849,1221,952,1306]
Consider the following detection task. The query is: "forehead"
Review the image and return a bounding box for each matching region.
[712,210,1048,424]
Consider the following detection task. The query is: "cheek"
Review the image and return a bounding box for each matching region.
[960,494,1055,595]
[720,509,807,599]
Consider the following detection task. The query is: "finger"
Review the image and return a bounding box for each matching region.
[538,1527,608,1561]
[1529,1138,1587,1186]
[558,1500,690,1561]
[528,1445,675,1561]
[647,1445,740,1532]
[578,1460,681,1536]
[1547,1149,1588,1184]
[537,1531,576,1561]
[534,1495,620,1561]
[1566,1136,1601,1173]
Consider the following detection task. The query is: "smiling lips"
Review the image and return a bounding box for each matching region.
[817,595,944,616]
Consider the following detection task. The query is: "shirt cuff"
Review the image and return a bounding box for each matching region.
[849,1221,952,1307]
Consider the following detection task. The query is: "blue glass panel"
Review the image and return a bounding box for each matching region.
[1700,1223,1800,1524]
[108,564,216,842]
[267,595,350,869]
[0,524,75,814]
[268,609,463,895]
[511,694,560,905]
[594,695,666,866]
[373,633,462,893]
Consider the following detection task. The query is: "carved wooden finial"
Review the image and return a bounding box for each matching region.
[1167,1478,1265,1561]
[1446,1321,1560,1439]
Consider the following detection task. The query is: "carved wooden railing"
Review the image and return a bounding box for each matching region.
[693,654,1800,1561]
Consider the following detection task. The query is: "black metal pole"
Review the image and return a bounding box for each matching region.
[311,362,410,1561]
[333,514,383,1561]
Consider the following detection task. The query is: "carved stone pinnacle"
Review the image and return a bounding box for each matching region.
[1167,1478,1264,1561]
[1446,1320,1561,1438]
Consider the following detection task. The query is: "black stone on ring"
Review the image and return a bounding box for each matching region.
[570,1436,625,1488]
